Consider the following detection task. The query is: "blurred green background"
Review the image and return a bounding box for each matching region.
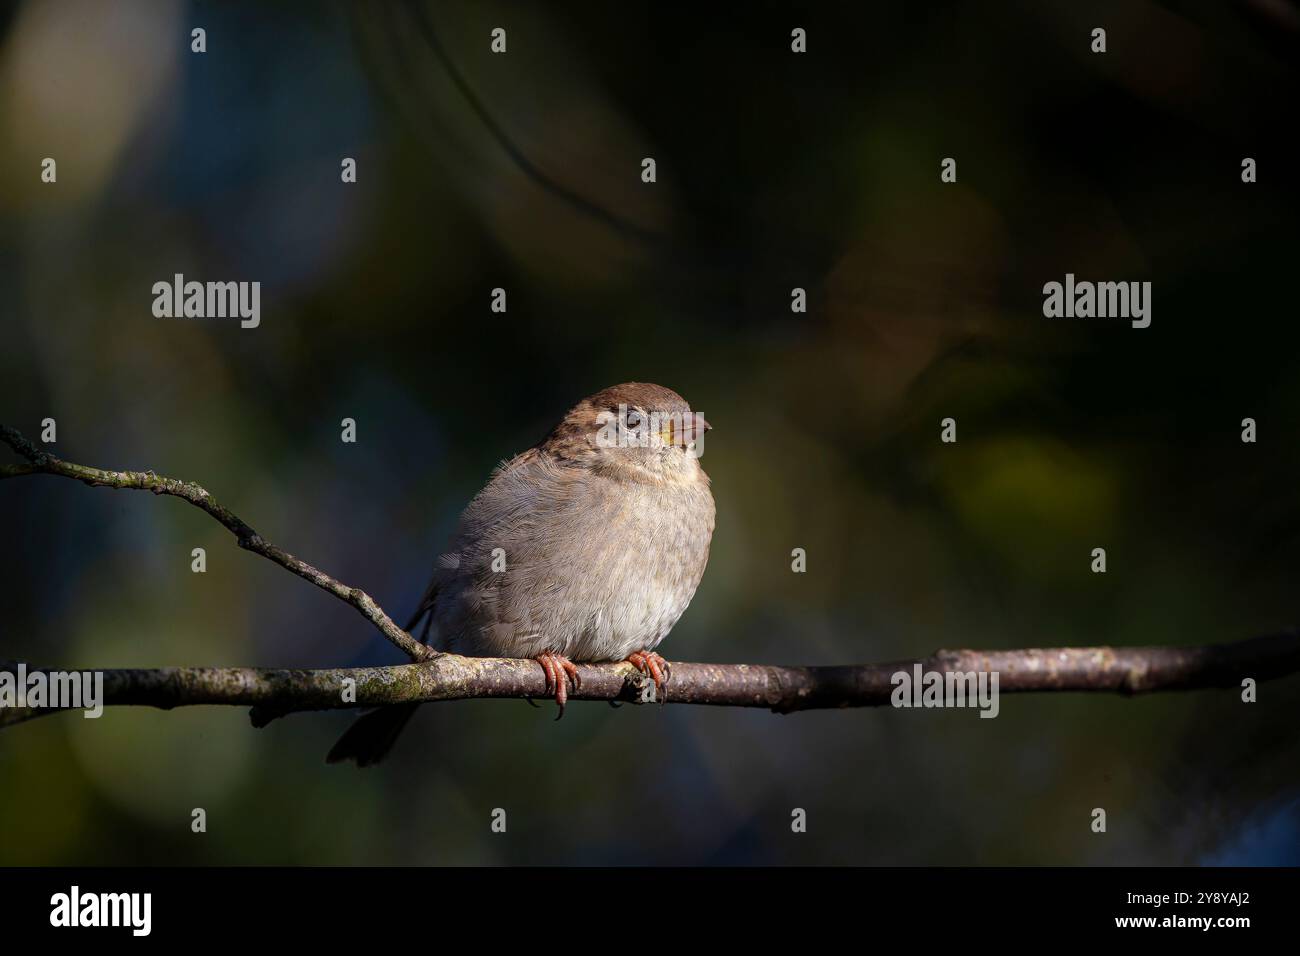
[1,0,1298,864]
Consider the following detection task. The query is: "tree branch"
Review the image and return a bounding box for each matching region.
[2,632,1296,728]
[2,425,1298,731]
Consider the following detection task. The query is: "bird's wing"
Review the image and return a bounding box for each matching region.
[403,573,440,644]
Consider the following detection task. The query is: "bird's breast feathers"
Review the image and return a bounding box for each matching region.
[439,455,714,660]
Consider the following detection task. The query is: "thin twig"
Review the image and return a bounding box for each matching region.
[0,425,432,661]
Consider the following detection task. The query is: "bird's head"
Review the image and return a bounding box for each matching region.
[541,382,711,484]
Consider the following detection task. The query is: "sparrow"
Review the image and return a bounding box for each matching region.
[328,382,715,765]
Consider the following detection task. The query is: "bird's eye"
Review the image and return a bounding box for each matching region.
[623,409,642,430]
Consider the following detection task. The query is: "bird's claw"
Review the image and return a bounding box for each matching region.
[535,652,580,719]
[625,650,670,703]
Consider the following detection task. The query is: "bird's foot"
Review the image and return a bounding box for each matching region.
[625,650,670,702]
[535,652,580,719]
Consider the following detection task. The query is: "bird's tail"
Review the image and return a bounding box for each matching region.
[325,703,420,767]
[326,577,439,767]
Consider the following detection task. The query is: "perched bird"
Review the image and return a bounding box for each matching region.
[328,382,715,765]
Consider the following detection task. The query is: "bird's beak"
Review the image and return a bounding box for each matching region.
[659,413,710,447]
[686,413,710,444]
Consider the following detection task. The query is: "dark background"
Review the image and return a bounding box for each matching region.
[1,0,1298,864]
